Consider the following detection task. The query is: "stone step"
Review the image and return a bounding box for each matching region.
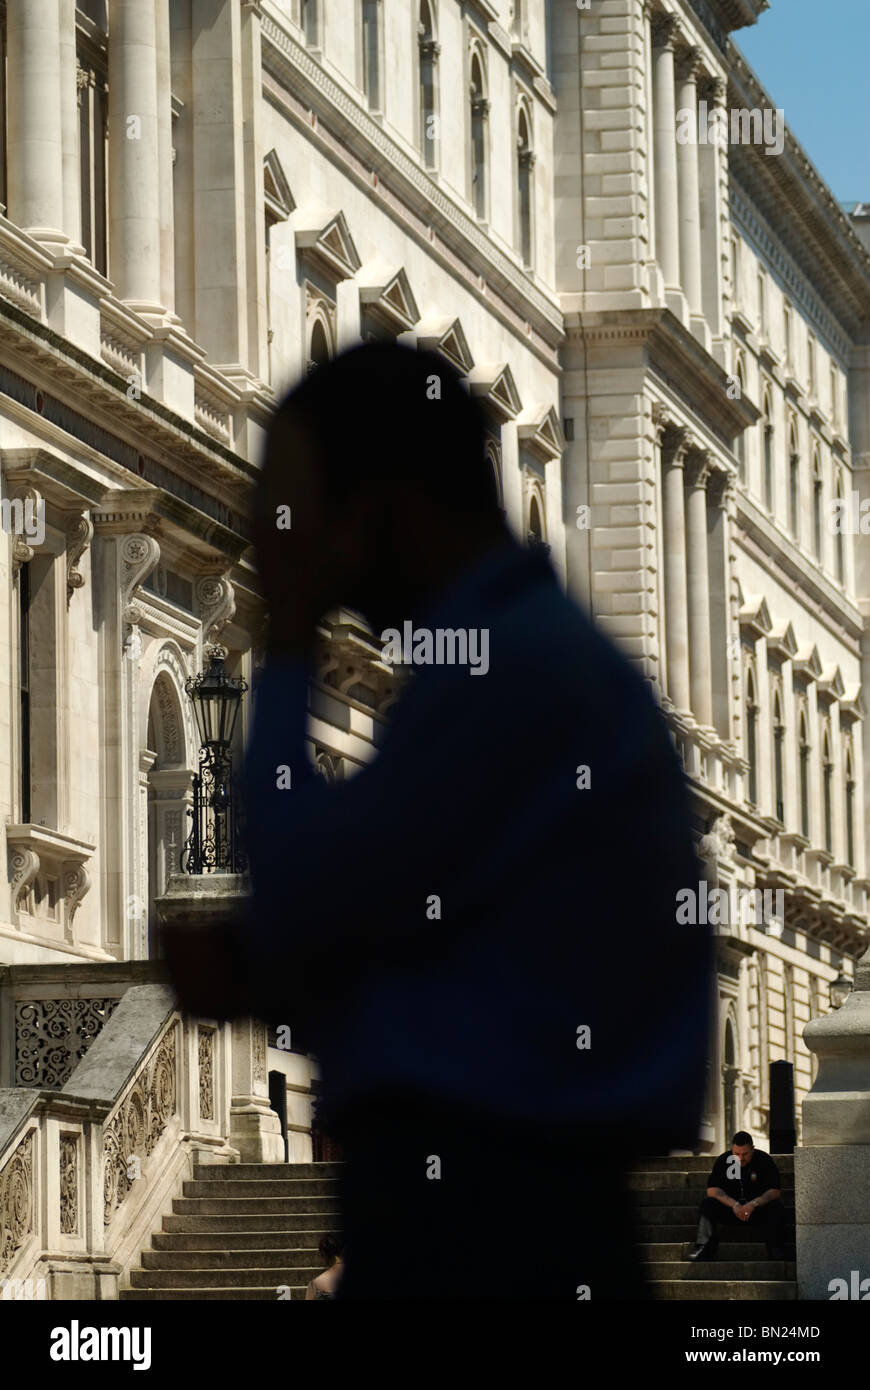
[162,1212,340,1234]
[142,1248,328,1270]
[650,1280,797,1301]
[121,1287,310,1300]
[152,1230,340,1251]
[644,1260,795,1281]
[193,1163,344,1181]
[632,1202,794,1222]
[635,1222,795,1242]
[129,1266,320,1289]
[639,1242,792,1261]
[627,1171,794,1191]
[183,1178,341,1198]
[172,1197,342,1216]
[632,1189,795,1207]
[637,1155,794,1173]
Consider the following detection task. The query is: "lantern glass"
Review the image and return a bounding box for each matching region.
[830,973,851,1009]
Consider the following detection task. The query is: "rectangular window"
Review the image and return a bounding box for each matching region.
[757,270,766,335]
[77,57,108,274]
[362,1,380,109]
[808,334,816,396]
[784,302,792,362]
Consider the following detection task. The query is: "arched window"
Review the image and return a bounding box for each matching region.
[308,316,331,373]
[762,391,774,512]
[808,334,816,396]
[745,667,759,807]
[812,449,823,560]
[362,0,381,109]
[528,492,545,546]
[301,0,318,46]
[845,744,855,867]
[788,420,799,538]
[486,442,503,509]
[470,51,488,221]
[773,692,785,823]
[822,726,833,854]
[834,473,845,583]
[517,104,534,266]
[418,1,438,168]
[783,301,792,363]
[799,711,810,838]
[734,358,746,479]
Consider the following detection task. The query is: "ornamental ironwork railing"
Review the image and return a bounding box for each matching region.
[181,747,248,874]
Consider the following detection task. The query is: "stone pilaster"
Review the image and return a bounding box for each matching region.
[656,410,691,713]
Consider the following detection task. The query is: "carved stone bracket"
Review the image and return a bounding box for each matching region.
[8,487,44,576]
[66,513,94,604]
[195,574,236,649]
[121,533,161,628]
[9,847,39,912]
[63,862,92,929]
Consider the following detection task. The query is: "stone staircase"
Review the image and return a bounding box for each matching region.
[631,1154,796,1300]
[120,1162,343,1300]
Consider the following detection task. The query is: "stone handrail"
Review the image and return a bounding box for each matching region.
[0,983,240,1299]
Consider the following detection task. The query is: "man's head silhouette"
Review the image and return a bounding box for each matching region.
[254,343,511,650]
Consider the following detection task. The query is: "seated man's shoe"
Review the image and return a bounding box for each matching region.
[688,1243,715,1262]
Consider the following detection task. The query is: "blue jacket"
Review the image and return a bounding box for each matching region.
[239,542,712,1149]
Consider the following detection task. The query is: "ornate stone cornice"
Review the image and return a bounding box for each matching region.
[727,51,870,338]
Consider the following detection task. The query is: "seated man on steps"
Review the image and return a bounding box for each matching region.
[689,1131,786,1262]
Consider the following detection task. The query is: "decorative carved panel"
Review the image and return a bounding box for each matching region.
[59,1135,79,1236]
[15,998,121,1088]
[0,1131,34,1273]
[103,1025,178,1225]
[198,1027,215,1121]
[252,1022,266,1082]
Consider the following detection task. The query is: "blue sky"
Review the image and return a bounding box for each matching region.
[734,0,869,205]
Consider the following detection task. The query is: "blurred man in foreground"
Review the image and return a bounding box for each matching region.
[163,343,712,1299]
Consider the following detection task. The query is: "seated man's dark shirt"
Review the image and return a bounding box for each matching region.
[708,1150,780,1203]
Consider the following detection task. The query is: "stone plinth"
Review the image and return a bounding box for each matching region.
[155,874,284,1164]
[796,945,870,1299]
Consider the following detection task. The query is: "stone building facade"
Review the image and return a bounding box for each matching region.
[0,0,867,1162]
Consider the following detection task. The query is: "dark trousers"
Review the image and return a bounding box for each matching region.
[694,1196,787,1255]
[330,1091,649,1300]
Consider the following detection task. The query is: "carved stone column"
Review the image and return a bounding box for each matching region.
[676,48,704,319]
[5,0,67,245]
[656,410,691,713]
[108,0,164,313]
[651,15,681,292]
[685,451,714,728]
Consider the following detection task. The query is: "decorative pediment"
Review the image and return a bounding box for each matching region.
[264,148,295,221]
[793,645,823,683]
[517,403,565,461]
[414,317,474,373]
[766,622,797,662]
[840,686,866,722]
[466,362,522,421]
[737,595,772,638]
[293,204,361,280]
[357,261,420,331]
[818,666,846,703]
